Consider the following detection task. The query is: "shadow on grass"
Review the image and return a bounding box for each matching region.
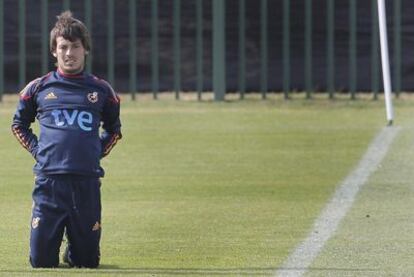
[0,266,380,276]
[88,267,277,275]
[278,267,380,275]
[0,267,275,275]
[111,267,379,275]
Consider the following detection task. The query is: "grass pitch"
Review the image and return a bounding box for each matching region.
[307,117,414,276]
[0,94,411,276]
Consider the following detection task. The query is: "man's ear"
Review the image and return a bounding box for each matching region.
[52,51,57,58]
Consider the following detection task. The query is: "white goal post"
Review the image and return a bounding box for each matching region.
[377,0,394,125]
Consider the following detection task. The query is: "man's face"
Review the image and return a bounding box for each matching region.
[53,37,87,74]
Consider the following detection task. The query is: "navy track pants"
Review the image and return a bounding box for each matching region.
[29,174,101,268]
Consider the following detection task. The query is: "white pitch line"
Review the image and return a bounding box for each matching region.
[275,126,401,277]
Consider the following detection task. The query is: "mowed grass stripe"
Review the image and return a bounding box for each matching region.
[275,126,400,277]
[0,95,387,275]
[306,125,414,276]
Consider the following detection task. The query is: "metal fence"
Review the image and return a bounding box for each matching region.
[0,0,406,101]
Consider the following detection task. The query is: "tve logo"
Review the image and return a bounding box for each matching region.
[51,109,93,131]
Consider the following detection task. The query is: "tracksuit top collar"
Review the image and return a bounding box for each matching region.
[57,68,86,79]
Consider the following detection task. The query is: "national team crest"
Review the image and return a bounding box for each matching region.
[87,92,99,103]
[31,217,40,229]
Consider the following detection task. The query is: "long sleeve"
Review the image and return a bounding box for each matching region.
[11,79,41,159]
[100,84,122,158]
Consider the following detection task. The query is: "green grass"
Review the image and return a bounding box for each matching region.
[307,118,414,276]
[0,94,410,276]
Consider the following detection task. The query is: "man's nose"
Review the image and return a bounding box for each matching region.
[65,47,73,56]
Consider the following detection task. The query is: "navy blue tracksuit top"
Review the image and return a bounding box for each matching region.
[12,70,122,177]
